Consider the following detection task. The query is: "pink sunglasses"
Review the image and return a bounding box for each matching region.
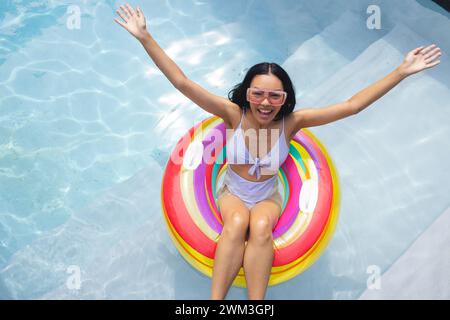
[246,87,287,106]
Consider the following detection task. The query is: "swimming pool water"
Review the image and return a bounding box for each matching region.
[0,0,449,299]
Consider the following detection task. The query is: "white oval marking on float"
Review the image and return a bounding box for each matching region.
[299,178,318,213]
[183,140,204,170]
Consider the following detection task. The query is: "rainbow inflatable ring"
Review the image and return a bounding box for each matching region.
[161,115,340,287]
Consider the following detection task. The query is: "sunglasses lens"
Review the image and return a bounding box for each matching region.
[268,92,284,103]
[249,89,285,105]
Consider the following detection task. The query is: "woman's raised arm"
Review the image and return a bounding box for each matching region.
[291,44,442,130]
[114,3,239,125]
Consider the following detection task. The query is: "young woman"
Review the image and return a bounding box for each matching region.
[114,3,442,300]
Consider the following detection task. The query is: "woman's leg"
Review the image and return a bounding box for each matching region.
[211,190,250,300]
[243,199,281,300]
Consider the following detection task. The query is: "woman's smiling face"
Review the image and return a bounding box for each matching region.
[247,73,285,125]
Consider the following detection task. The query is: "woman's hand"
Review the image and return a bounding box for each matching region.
[114,3,148,41]
[398,44,442,77]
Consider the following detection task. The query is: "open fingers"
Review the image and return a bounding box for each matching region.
[424,47,441,59]
[119,5,130,20]
[421,44,437,55]
[125,3,135,17]
[114,18,126,28]
[116,8,128,23]
[426,59,441,68]
[425,51,442,64]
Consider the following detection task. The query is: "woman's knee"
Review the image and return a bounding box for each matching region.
[249,215,273,244]
[222,211,249,242]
